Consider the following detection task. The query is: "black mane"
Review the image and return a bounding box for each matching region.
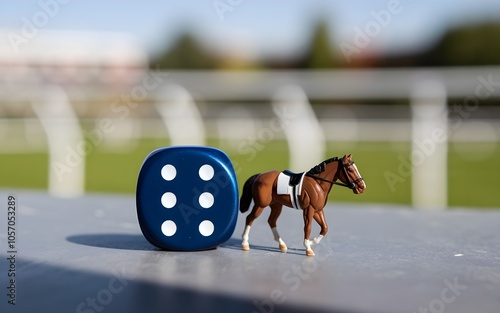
[306,157,339,175]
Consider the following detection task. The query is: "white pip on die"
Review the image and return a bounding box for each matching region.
[136,146,239,251]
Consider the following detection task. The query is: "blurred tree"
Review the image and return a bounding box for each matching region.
[304,20,338,68]
[426,22,500,66]
[371,21,500,68]
[153,32,217,69]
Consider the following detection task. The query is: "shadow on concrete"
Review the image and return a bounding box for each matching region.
[67,233,157,251]
[221,237,306,256]
[5,257,356,313]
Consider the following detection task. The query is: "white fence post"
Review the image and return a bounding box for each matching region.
[31,85,85,197]
[272,85,325,171]
[155,85,205,146]
[410,79,448,209]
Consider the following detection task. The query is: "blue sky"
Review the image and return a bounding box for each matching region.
[1,0,500,59]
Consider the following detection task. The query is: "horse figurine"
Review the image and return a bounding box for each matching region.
[239,154,366,256]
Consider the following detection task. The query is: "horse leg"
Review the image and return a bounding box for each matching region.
[268,204,287,252]
[312,210,328,245]
[241,204,265,251]
[302,206,315,256]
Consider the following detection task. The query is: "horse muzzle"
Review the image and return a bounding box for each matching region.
[353,178,366,194]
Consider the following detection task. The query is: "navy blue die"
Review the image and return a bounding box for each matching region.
[136,146,239,251]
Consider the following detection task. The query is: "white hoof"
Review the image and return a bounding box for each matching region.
[241,243,250,251]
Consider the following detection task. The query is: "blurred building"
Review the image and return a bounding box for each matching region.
[0,30,148,88]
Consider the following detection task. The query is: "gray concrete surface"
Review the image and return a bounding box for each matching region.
[0,190,499,313]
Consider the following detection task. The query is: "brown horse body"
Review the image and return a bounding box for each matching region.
[240,154,366,256]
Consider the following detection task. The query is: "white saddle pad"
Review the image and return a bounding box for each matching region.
[276,172,305,209]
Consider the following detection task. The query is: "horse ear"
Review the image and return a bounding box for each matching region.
[342,154,352,160]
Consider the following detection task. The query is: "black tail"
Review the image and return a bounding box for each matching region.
[239,174,259,213]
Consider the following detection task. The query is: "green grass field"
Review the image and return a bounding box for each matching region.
[1,139,499,209]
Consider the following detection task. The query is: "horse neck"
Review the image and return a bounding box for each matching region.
[318,161,339,191]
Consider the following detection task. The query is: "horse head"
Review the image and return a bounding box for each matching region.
[339,154,366,194]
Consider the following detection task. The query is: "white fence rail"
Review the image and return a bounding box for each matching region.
[1,68,500,207]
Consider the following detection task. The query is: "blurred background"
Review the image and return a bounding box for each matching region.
[1,0,500,209]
